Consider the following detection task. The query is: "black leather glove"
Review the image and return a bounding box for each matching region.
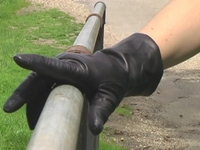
[3,33,163,135]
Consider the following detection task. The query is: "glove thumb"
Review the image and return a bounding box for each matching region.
[88,84,123,135]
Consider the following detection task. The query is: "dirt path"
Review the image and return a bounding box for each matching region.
[29,0,200,149]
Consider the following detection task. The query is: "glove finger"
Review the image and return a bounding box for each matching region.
[13,54,86,84]
[88,86,122,135]
[26,86,52,130]
[3,72,54,112]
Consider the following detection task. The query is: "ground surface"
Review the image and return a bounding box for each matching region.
[29,0,200,149]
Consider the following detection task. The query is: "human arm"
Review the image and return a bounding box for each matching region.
[140,0,200,69]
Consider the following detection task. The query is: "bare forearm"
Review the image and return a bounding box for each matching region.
[140,0,200,69]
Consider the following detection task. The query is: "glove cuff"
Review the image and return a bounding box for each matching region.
[112,33,163,96]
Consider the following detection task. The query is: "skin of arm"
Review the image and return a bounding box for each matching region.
[139,0,200,69]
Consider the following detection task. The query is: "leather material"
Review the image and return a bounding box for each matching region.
[3,33,163,135]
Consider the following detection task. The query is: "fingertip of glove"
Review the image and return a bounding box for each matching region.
[3,94,25,113]
[89,118,104,135]
[13,54,23,61]
[3,102,13,113]
[28,123,35,130]
[13,54,29,67]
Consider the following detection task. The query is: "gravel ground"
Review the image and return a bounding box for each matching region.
[27,0,199,149]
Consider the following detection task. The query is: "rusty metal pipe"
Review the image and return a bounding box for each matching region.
[73,1,106,53]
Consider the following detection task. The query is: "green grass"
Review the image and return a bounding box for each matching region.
[100,141,126,150]
[0,0,82,149]
[100,132,128,150]
[115,105,132,117]
[0,0,128,149]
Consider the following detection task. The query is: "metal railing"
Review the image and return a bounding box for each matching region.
[26,1,106,150]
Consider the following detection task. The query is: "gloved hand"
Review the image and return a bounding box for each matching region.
[3,33,163,135]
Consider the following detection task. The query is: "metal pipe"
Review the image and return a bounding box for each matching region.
[73,1,106,53]
[27,85,84,150]
[27,1,106,150]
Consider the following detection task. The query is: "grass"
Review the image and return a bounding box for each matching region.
[0,0,81,149]
[0,0,127,149]
[100,127,127,150]
[100,141,127,150]
[100,132,128,150]
[115,104,132,117]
